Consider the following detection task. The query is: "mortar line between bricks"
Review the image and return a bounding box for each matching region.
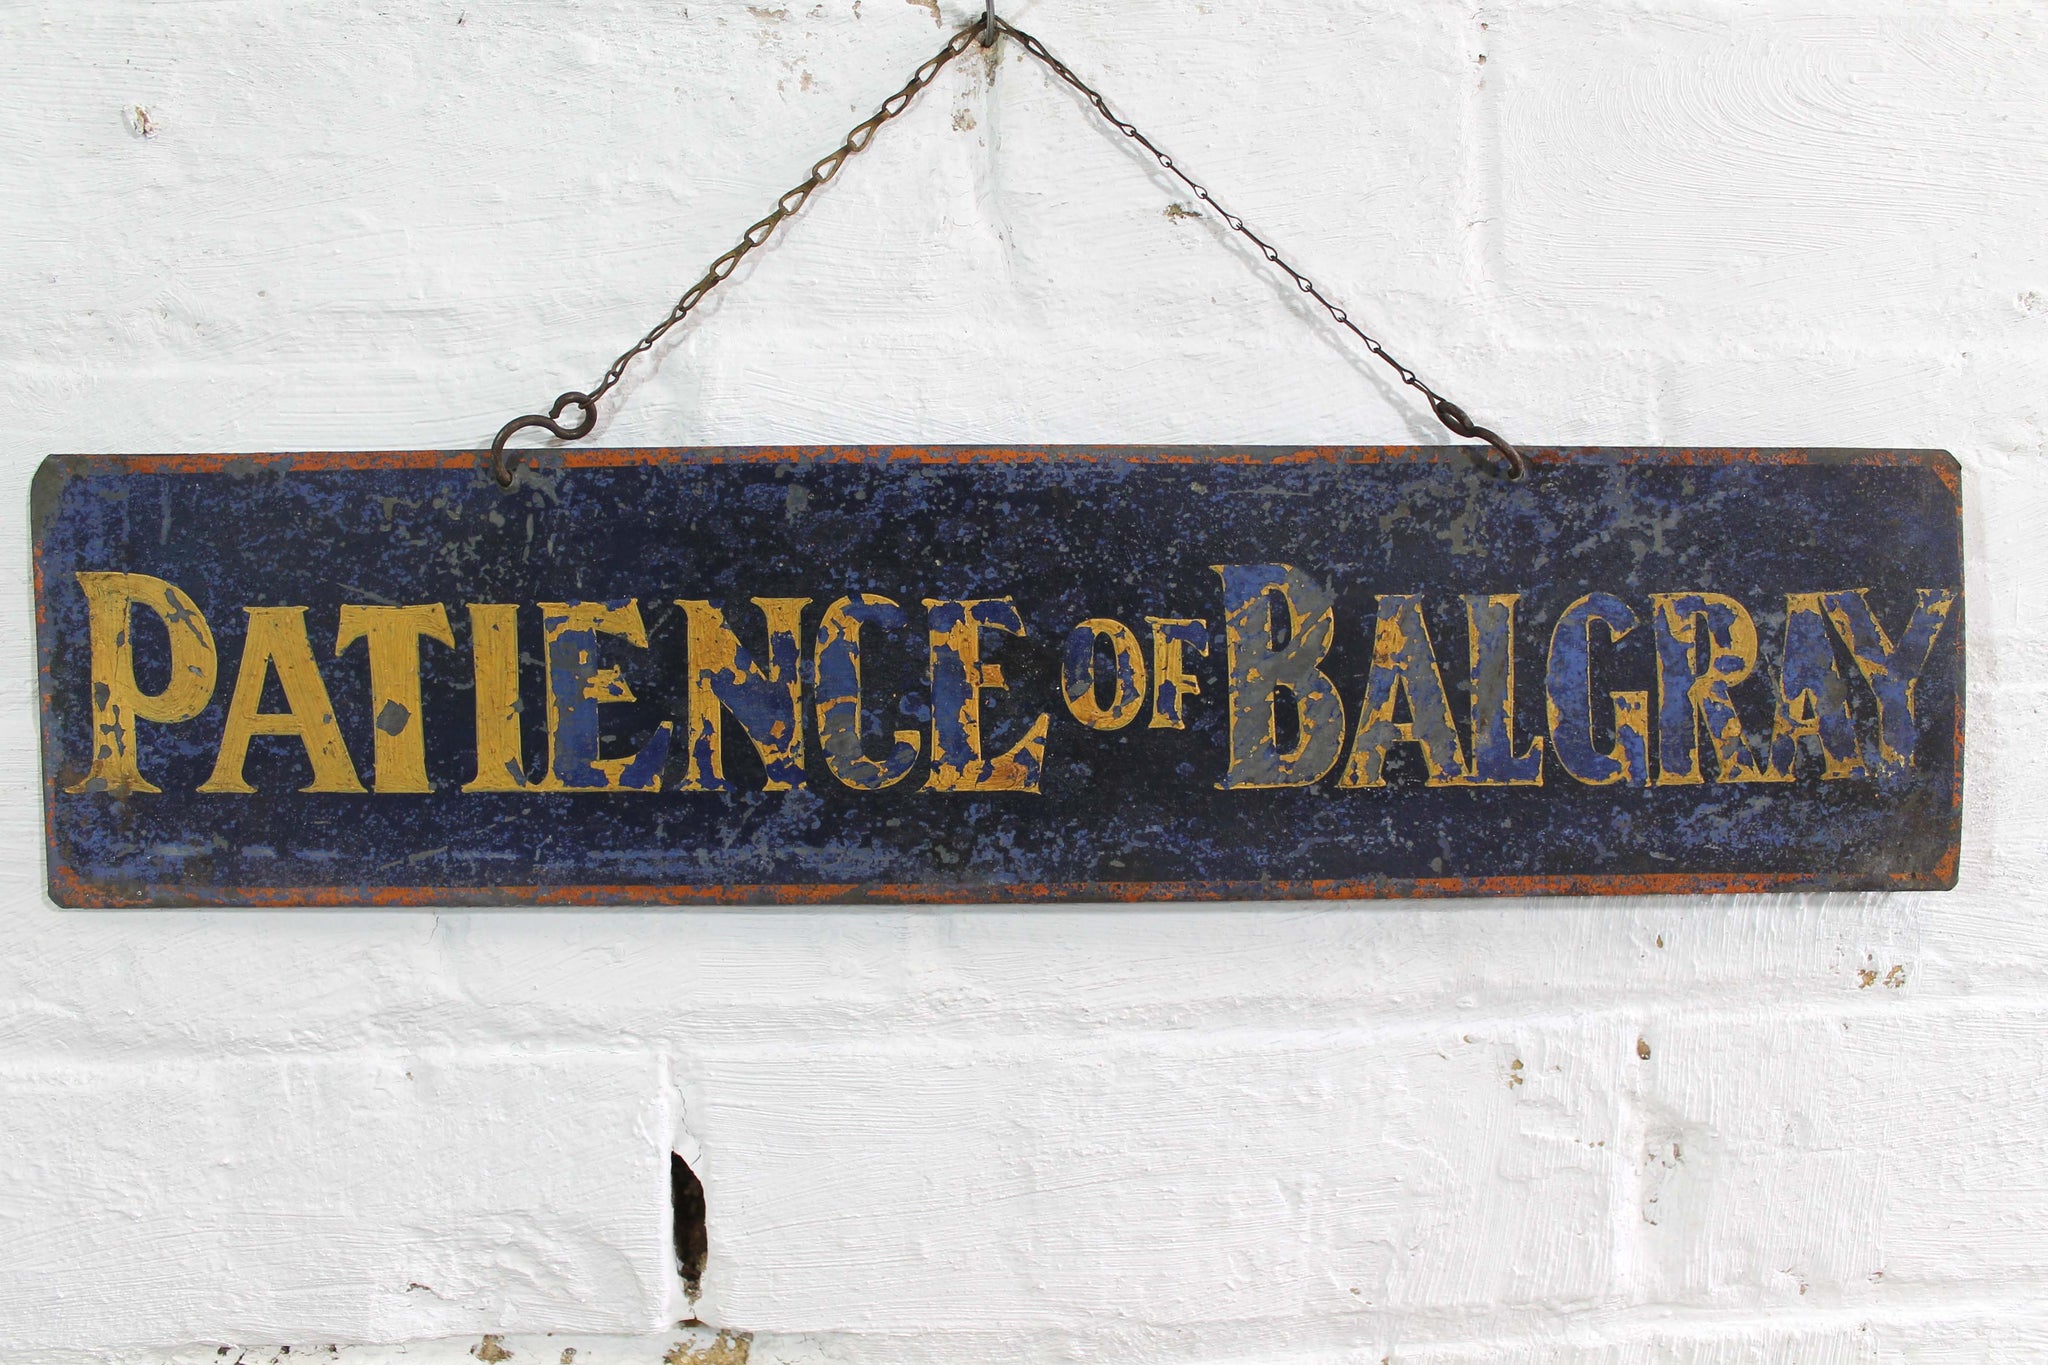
[655,991,2048,1055]
[1341,1290,2048,1349]
[3,989,2044,1068]
[33,1294,2048,1365]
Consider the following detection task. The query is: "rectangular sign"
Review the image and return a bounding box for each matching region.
[33,446,1962,906]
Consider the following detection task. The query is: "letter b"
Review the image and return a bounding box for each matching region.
[1212,564,1347,789]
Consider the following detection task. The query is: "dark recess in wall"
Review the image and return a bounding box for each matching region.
[673,1152,708,1295]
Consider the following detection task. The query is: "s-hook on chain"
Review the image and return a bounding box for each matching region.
[488,11,1523,485]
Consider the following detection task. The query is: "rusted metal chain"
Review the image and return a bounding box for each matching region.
[488,11,1522,484]
[488,23,986,485]
[992,16,1521,477]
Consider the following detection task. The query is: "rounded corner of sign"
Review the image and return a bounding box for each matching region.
[30,456,85,544]
[44,864,101,911]
[1908,448,1963,498]
[1926,843,1962,893]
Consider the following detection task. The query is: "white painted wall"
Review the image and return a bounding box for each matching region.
[3,0,2045,1360]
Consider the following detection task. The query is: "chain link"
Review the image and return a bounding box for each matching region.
[993,17,1521,477]
[489,23,984,484]
[489,13,1522,484]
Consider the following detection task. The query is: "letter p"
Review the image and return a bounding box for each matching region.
[69,572,217,795]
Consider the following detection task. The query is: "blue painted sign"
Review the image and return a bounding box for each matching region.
[33,446,1963,906]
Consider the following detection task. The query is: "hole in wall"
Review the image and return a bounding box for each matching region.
[673,1151,708,1297]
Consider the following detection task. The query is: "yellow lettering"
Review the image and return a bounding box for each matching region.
[676,598,809,792]
[1146,617,1208,730]
[1765,592,1864,781]
[1212,564,1346,789]
[1338,594,1470,787]
[541,600,672,791]
[462,604,530,792]
[199,607,364,793]
[1062,618,1148,730]
[1544,593,1649,787]
[814,594,921,791]
[68,572,217,795]
[1651,592,1768,784]
[1822,587,1957,772]
[335,604,453,794]
[923,597,1049,793]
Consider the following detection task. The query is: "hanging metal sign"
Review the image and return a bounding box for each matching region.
[34,444,1961,907]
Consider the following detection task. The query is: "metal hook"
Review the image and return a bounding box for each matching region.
[980,3,998,47]
[487,390,597,487]
[1428,396,1525,480]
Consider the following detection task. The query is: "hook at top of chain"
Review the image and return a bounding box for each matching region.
[980,3,998,47]
[489,392,596,487]
[1427,397,1524,480]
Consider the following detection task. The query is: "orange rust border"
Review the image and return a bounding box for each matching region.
[49,445,1957,477]
[47,865,1957,909]
[36,446,1965,909]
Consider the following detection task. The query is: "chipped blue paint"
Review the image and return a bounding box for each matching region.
[31,446,1963,906]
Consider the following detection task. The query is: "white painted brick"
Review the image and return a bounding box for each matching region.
[1390,1308,2048,1363]
[687,1026,1621,1331]
[80,1309,2048,1365]
[1485,1,2048,352]
[0,0,1482,453]
[0,1052,673,1352]
[1621,1002,2048,1303]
